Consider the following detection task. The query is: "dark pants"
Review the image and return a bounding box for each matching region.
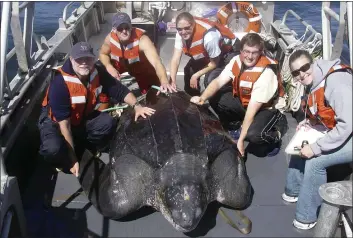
[209,91,288,145]
[203,51,238,89]
[184,59,206,96]
[38,107,117,168]
[184,51,239,96]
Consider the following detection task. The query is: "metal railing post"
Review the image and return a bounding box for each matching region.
[321,2,332,60]
[23,2,35,68]
[330,2,347,60]
[322,2,332,60]
[0,2,11,108]
[347,1,352,68]
[1,148,8,178]
[10,2,29,75]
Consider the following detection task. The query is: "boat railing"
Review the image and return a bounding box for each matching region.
[1,2,104,167]
[63,2,87,26]
[281,9,320,45]
[0,2,102,144]
[1,3,104,236]
[322,2,352,67]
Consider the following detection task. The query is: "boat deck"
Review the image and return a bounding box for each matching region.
[19,13,351,238]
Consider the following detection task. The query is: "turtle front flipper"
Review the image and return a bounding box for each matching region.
[210,148,252,209]
[79,151,154,219]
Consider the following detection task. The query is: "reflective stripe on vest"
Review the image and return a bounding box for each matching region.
[125,40,140,50]
[110,37,121,49]
[195,19,212,30]
[128,57,140,64]
[111,54,119,61]
[61,68,99,104]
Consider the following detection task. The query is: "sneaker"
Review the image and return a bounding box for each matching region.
[292,219,317,230]
[282,193,298,203]
[228,129,241,140]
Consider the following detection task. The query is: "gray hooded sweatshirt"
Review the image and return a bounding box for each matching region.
[308,58,352,156]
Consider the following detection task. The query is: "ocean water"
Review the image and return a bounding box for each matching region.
[2,1,350,79]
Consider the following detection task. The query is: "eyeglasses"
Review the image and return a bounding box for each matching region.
[241,50,261,56]
[176,25,192,32]
[291,63,311,77]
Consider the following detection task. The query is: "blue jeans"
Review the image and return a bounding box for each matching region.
[284,136,353,223]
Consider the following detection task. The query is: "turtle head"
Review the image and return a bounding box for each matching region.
[163,182,207,232]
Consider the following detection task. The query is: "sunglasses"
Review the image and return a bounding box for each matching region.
[117,25,131,32]
[176,26,192,32]
[291,63,311,77]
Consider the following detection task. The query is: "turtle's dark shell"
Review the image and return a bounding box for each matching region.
[79,90,252,232]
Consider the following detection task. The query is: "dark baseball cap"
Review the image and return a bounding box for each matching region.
[112,12,131,29]
[70,42,95,59]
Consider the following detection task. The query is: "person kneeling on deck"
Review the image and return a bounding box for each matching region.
[190,33,288,157]
[99,12,176,95]
[38,42,155,177]
[282,50,352,230]
[170,12,238,97]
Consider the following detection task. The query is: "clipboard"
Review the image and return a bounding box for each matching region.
[285,124,328,155]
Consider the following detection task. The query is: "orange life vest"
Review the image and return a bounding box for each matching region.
[231,55,285,108]
[182,17,235,64]
[305,64,352,129]
[109,27,160,93]
[109,27,155,76]
[42,67,108,126]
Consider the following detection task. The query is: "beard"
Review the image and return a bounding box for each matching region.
[76,67,90,76]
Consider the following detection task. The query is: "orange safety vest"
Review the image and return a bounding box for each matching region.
[231,55,285,108]
[305,64,352,129]
[109,27,160,93]
[109,27,156,76]
[182,17,235,64]
[42,67,108,126]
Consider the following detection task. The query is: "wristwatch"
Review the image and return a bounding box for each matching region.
[131,102,141,109]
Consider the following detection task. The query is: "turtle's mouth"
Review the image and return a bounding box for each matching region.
[156,193,188,232]
[159,204,198,233]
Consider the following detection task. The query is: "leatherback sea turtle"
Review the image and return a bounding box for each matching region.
[78,90,252,232]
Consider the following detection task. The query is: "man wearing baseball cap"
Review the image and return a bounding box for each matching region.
[99,12,176,95]
[39,41,155,177]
